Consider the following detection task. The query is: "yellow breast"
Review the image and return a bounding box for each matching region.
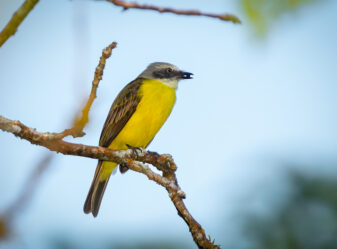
[109,79,176,150]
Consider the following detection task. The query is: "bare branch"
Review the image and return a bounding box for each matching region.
[0,0,39,47]
[0,42,117,242]
[0,38,220,248]
[60,41,118,138]
[107,0,241,24]
[0,42,117,241]
[0,115,176,177]
[0,114,219,248]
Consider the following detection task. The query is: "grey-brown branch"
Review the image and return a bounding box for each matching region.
[107,0,241,24]
[0,41,219,248]
[0,41,118,240]
[0,115,220,249]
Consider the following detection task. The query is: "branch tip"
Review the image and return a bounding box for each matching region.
[107,0,241,24]
[0,40,218,248]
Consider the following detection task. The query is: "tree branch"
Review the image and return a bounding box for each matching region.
[59,41,118,139]
[0,115,219,248]
[0,42,117,240]
[107,0,241,24]
[0,0,39,47]
[0,39,219,248]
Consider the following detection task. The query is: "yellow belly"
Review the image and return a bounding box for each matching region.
[101,79,176,178]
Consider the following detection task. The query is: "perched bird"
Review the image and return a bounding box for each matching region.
[84,62,193,217]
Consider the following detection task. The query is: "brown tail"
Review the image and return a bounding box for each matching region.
[83,160,111,217]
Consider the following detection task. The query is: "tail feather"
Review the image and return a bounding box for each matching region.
[83,160,111,217]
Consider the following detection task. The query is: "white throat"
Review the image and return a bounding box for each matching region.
[159,78,179,89]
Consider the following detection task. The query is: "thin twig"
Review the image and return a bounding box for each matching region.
[0,42,116,242]
[107,0,241,24]
[0,40,219,248]
[0,42,117,241]
[59,41,118,138]
[0,114,219,248]
[0,0,39,47]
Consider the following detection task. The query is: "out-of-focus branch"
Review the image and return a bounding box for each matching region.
[0,115,219,248]
[0,0,39,47]
[107,0,241,24]
[0,219,8,239]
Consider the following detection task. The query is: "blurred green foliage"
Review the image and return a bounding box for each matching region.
[243,171,337,249]
[240,0,321,36]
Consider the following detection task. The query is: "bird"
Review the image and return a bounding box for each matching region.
[83,62,193,217]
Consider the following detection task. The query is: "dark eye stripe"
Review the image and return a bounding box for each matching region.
[152,68,178,79]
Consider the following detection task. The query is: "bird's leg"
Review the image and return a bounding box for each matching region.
[122,144,144,174]
[126,144,143,157]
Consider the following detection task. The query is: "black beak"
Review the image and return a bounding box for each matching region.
[180,71,193,79]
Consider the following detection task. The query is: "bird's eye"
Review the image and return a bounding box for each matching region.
[166,68,173,73]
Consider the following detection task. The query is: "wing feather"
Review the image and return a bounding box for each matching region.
[99,78,142,147]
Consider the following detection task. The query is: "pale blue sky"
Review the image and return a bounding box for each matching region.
[1,0,337,248]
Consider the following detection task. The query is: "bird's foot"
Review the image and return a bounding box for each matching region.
[126,144,143,157]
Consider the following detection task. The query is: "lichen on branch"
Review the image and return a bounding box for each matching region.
[0,114,219,248]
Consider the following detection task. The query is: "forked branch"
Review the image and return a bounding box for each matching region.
[0,115,219,248]
[0,41,220,248]
[0,42,117,239]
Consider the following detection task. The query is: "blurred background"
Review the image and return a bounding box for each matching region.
[1,0,337,248]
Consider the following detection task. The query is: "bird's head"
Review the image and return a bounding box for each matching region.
[138,62,193,89]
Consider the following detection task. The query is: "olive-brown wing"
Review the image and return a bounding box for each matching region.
[99,78,142,147]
